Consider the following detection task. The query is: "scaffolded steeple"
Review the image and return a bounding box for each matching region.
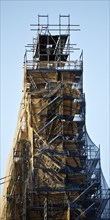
[0,15,110,220]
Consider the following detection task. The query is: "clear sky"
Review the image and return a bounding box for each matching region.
[0,0,109,195]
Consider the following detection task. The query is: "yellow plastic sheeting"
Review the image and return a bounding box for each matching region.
[27,71,57,83]
[63,100,81,116]
[63,122,78,135]
[61,72,75,82]
[66,157,81,168]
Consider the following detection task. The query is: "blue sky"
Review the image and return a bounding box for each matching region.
[0,0,109,194]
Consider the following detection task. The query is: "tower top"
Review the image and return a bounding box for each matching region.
[24,14,83,70]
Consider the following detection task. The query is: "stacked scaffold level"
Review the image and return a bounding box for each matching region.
[0,15,110,220]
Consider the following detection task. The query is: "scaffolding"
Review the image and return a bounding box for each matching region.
[0,15,110,220]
